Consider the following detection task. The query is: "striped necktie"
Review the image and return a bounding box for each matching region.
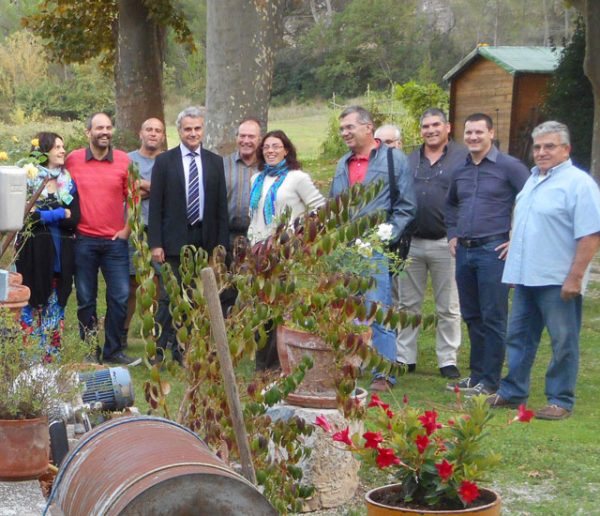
[187,152,200,224]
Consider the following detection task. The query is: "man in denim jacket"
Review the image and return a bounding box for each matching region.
[330,105,416,391]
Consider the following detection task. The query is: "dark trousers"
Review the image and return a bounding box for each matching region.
[455,239,509,391]
[155,223,204,361]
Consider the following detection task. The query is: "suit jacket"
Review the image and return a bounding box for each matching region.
[148,145,229,257]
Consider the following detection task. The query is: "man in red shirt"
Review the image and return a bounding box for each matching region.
[65,112,137,365]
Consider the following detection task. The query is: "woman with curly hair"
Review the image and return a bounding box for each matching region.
[16,132,80,360]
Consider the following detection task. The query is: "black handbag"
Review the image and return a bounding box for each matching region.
[386,147,413,261]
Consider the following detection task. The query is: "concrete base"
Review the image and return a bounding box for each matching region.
[0,480,46,515]
[267,404,363,512]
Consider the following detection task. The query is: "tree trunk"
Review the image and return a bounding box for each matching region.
[204,0,284,154]
[572,0,600,181]
[115,0,165,148]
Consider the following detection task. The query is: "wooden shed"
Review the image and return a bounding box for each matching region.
[444,46,561,161]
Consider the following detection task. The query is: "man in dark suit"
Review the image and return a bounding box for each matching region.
[148,106,229,363]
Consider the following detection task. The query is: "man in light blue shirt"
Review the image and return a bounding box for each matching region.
[487,121,600,420]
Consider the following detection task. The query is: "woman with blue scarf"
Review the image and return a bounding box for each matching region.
[249,130,325,245]
[249,130,325,370]
[16,132,80,360]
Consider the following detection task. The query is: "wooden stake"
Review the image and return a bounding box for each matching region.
[200,267,257,485]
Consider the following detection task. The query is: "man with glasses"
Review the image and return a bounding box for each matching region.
[330,105,416,391]
[445,113,529,397]
[375,124,402,149]
[486,121,600,420]
[394,108,467,379]
[148,106,229,364]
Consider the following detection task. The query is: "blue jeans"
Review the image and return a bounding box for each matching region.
[455,240,508,390]
[498,285,581,411]
[74,235,129,359]
[365,253,397,384]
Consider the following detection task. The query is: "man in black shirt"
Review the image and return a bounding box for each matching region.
[394,108,466,379]
[445,113,529,396]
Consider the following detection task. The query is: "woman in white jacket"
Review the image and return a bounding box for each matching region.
[248,130,325,245]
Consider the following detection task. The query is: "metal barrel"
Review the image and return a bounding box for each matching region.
[49,416,276,516]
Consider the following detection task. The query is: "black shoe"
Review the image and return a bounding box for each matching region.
[105,351,141,366]
[439,365,460,379]
[396,361,416,373]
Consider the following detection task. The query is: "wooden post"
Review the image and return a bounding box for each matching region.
[200,267,257,485]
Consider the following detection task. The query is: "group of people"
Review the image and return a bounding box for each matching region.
[15,104,600,421]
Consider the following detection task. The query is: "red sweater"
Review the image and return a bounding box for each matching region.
[65,148,130,238]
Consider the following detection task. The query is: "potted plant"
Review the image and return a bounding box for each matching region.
[0,308,89,480]
[315,392,535,515]
[128,176,422,512]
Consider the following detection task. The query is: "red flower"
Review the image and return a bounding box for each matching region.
[375,447,401,468]
[368,394,390,410]
[386,409,394,419]
[363,431,383,449]
[418,410,442,435]
[315,415,332,432]
[402,394,409,404]
[517,404,534,423]
[454,384,460,394]
[332,426,353,446]
[435,459,454,481]
[415,434,430,454]
[458,480,480,504]
[447,418,455,426]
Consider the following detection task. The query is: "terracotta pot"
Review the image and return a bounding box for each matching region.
[276,325,363,409]
[0,416,50,481]
[0,271,30,319]
[365,484,501,516]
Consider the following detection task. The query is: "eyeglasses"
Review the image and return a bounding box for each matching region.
[532,143,565,153]
[338,123,368,134]
[262,144,284,151]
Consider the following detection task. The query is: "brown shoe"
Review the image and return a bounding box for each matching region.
[535,404,572,420]
[486,393,519,409]
[370,378,392,392]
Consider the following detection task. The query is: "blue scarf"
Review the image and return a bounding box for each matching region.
[250,159,289,225]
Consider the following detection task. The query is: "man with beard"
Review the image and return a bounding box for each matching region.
[66,112,137,364]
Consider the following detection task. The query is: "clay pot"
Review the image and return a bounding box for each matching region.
[1,271,30,318]
[0,416,50,481]
[276,325,363,409]
[365,484,501,516]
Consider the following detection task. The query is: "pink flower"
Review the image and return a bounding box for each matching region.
[368,394,390,410]
[315,415,332,432]
[435,459,454,480]
[418,410,442,436]
[415,434,430,454]
[516,404,534,423]
[332,426,353,446]
[375,447,401,468]
[363,431,383,449]
[459,480,480,504]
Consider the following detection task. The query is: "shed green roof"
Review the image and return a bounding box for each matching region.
[443,46,562,81]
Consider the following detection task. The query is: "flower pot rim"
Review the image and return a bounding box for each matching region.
[365,483,501,514]
[0,415,48,424]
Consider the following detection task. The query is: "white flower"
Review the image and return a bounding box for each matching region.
[355,238,373,257]
[376,223,394,242]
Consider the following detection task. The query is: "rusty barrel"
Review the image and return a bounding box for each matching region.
[49,416,276,515]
